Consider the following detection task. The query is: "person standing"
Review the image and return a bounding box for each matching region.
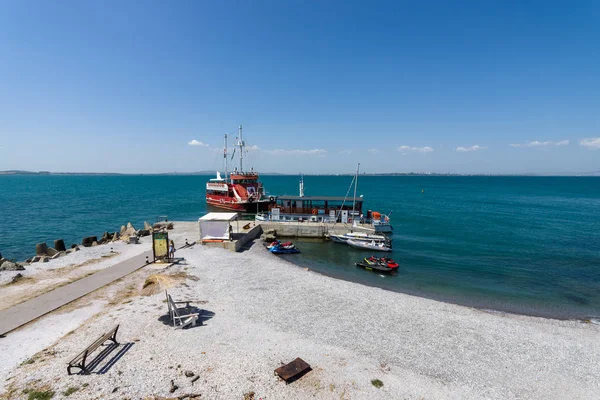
[169,240,175,259]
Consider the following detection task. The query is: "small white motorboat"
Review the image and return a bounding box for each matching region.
[328,234,348,243]
[346,239,392,252]
[329,232,390,244]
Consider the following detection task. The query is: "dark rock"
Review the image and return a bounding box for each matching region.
[71,244,78,249]
[0,261,25,271]
[31,256,41,263]
[46,247,58,257]
[11,273,23,284]
[73,246,80,252]
[169,380,178,393]
[137,229,150,237]
[82,236,98,247]
[39,256,49,263]
[54,239,66,252]
[184,370,194,378]
[36,242,49,256]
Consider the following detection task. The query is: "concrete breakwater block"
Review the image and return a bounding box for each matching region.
[36,242,48,256]
[54,239,66,252]
[0,260,26,271]
[120,222,137,237]
[82,236,98,247]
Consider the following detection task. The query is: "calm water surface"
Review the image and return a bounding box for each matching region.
[1,175,599,319]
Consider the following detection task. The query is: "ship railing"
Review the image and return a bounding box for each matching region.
[256,212,338,224]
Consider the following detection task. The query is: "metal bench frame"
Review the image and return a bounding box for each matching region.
[67,325,119,375]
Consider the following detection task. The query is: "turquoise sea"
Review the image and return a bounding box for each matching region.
[1,175,599,319]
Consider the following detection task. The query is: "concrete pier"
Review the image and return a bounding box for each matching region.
[199,223,264,252]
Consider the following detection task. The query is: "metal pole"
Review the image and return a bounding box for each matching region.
[352,162,360,218]
[224,134,228,181]
[239,125,243,172]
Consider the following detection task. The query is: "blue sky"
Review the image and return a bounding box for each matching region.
[0,0,599,174]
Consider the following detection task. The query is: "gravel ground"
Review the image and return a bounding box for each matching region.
[1,224,599,399]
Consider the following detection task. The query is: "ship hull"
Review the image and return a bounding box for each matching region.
[206,197,271,213]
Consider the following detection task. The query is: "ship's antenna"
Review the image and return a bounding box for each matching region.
[224,134,228,181]
[352,162,360,218]
[238,124,244,172]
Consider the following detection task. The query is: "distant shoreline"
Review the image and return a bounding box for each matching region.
[1,170,599,177]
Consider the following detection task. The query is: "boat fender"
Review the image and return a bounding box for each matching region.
[312,209,318,215]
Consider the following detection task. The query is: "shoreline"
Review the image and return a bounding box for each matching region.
[3,219,597,323]
[283,255,600,322]
[1,232,598,399]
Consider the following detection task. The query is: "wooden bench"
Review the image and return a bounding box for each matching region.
[67,325,119,375]
[166,291,199,329]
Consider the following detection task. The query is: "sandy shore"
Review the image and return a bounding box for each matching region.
[1,222,599,399]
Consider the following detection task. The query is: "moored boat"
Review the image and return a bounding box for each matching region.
[355,259,396,274]
[363,256,399,269]
[268,241,300,254]
[347,239,392,252]
[205,126,274,213]
[328,232,391,245]
[255,169,393,234]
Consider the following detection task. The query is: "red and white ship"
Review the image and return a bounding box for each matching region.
[205,125,273,213]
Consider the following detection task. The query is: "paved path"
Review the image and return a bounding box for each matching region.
[0,250,154,337]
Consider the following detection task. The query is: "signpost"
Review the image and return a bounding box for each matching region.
[152,231,169,262]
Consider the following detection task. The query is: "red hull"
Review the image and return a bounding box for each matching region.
[206,197,271,213]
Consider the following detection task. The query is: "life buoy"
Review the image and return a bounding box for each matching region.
[312,209,318,215]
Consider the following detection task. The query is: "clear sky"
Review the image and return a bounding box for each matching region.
[0,0,599,174]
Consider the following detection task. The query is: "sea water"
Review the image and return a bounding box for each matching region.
[1,174,599,319]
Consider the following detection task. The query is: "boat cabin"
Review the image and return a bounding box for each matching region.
[270,196,363,217]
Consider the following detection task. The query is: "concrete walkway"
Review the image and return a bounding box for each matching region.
[0,250,155,337]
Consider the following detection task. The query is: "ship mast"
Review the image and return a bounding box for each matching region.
[223,134,228,181]
[352,162,360,218]
[238,124,244,172]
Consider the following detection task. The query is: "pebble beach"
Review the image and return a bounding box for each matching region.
[1,222,599,399]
